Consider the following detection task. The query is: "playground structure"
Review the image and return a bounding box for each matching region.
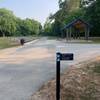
[62,18,91,40]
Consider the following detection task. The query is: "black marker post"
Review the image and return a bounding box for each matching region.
[56,52,61,100]
[56,52,74,100]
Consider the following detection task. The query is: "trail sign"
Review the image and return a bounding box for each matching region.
[60,53,74,61]
[56,52,74,100]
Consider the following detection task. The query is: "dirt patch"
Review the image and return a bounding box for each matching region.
[0,47,53,64]
[31,57,100,100]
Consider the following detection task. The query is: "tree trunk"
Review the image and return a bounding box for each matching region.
[2,32,5,37]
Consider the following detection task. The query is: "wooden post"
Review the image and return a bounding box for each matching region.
[85,27,87,40]
[69,27,71,40]
[66,29,69,42]
[85,27,89,40]
[61,30,63,38]
[87,28,90,40]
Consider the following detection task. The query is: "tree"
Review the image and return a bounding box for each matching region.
[43,17,53,36]
[15,18,42,36]
[84,0,100,36]
[81,0,96,8]
[0,8,42,36]
[48,0,83,36]
[0,8,16,36]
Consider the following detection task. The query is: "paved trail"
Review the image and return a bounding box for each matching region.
[0,38,100,100]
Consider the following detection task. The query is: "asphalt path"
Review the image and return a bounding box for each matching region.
[0,38,100,100]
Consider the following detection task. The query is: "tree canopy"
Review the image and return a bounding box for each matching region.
[84,0,100,36]
[0,1,100,37]
[43,0,100,37]
[0,8,16,36]
[0,8,42,37]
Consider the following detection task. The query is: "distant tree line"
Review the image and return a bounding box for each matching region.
[0,0,100,37]
[0,8,42,37]
[42,0,100,37]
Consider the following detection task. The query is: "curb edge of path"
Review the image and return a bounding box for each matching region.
[25,38,40,45]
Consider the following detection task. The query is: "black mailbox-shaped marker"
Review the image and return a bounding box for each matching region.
[56,52,74,100]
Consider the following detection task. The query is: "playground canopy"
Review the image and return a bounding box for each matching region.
[62,18,91,40]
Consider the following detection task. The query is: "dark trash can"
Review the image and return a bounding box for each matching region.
[20,39,25,46]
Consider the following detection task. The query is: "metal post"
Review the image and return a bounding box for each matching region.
[56,52,74,100]
[56,52,61,100]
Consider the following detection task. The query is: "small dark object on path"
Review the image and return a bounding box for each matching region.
[20,38,25,46]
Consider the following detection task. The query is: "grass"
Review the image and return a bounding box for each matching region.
[93,63,100,73]
[47,36,58,40]
[0,36,99,50]
[47,36,100,44]
[0,36,39,49]
[0,37,20,49]
[92,38,100,43]
[66,39,100,44]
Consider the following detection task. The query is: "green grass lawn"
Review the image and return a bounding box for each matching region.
[93,63,100,73]
[0,36,38,49]
[0,37,20,49]
[0,36,99,49]
[92,38,100,43]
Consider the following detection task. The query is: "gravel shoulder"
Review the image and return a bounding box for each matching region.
[31,56,100,100]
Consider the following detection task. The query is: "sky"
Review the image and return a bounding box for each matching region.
[0,0,59,24]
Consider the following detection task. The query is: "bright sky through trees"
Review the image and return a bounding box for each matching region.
[0,0,59,24]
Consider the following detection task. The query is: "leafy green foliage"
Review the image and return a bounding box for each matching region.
[43,0,100,37]
[43,20,52,35]
[15,18,41,36]
[64,9,85,24]
[43,0,84,36]
[93,63,100,73]
[84,0,100,36]
[0,8,42,37]
[0,8,16,36]
[81,0,95,8]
